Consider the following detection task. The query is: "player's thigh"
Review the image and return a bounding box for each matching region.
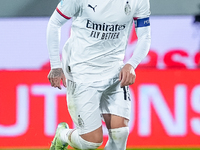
[100,79,131,129]
[67,80,103,138]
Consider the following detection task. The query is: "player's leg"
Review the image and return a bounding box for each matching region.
[100,78,131,150]
[50,80,104,150]
[103,114,129,150]
[65,126,103,149]
[50,124,103,150]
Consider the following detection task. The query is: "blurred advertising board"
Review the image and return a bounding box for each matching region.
[0,70,200,148]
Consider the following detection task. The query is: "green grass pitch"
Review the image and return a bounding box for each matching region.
[1,148,200,150]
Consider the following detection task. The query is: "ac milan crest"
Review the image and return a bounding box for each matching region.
[124,1,131,16]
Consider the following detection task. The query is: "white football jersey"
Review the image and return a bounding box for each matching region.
[47,0,151,83]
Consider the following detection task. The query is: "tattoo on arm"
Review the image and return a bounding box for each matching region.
[51,68,63,78]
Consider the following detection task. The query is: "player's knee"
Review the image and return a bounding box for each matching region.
[81,128,103,143]
[70,130,102,150]
[80,136,102,150]
[109,126,129,142]
[112,126,129,136]
[89,132,103,143]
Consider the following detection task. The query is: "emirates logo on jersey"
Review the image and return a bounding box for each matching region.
[86,20,126,40]
[86,20,126,31]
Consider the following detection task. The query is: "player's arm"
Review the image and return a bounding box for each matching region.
[47,0,79,89]
[120,0,151,87]
[126,18,151,68]
[47,9,70,89]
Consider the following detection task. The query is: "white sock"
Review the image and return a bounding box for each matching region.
[59,128,73,145]
[104,127,129,150]
[67,130,102,150]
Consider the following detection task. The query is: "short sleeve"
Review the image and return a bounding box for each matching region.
[134,0,150,18]
[56,0,81,18]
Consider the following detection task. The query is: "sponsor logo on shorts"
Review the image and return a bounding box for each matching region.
[78,115,84,128]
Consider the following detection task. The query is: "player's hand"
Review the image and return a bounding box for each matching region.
[48,68,67,90]
[119,64,136,88]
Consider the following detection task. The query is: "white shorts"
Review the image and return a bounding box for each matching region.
[66,76,131,135]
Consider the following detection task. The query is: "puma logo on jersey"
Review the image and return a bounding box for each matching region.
[88,4,97,12]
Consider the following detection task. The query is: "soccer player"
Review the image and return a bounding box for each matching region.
[47,0,151,149]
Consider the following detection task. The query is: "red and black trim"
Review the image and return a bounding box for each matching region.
[123,87,127,100]
[56,7,71,20]
[133,17,138,21]
[123,86,131,101]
